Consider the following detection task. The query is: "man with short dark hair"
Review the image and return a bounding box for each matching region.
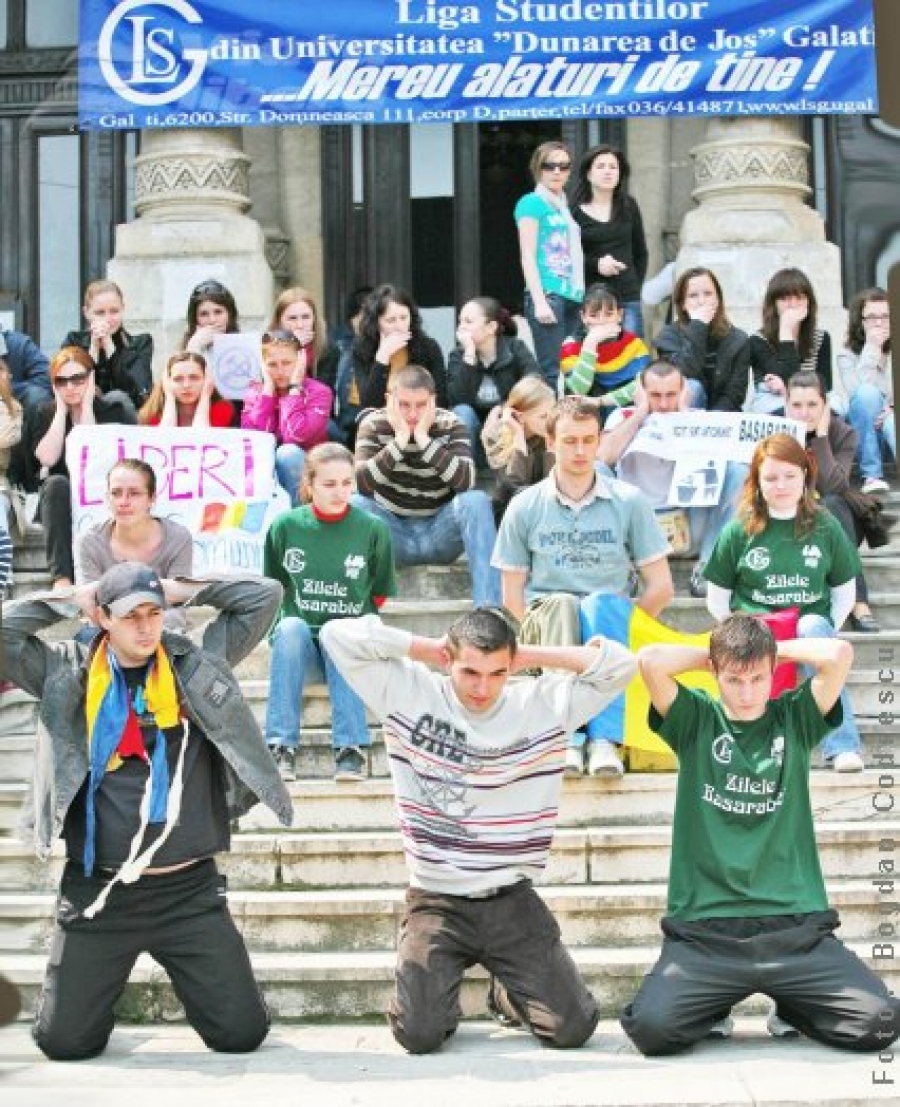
[323,606,636,1053]
[493,395,673,777]
[353,364,500,604]
[601,360,749,598]
[1,563,292,1060]
[622,614,900,1055]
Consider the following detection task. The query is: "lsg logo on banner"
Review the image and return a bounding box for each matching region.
[98,0,208,106]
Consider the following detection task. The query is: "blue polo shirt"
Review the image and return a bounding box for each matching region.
[492,471,670,603]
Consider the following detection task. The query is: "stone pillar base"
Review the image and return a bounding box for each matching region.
[107,129,274,374]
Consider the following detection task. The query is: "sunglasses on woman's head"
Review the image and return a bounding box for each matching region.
[191,280,229,299]
[55,372,90,386]
[262,329,300,348]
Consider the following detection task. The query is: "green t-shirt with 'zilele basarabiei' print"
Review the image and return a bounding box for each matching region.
[651,682,841,921]
[703,511,861,624]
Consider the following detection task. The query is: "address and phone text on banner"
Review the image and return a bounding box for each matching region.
[79,0,877,129]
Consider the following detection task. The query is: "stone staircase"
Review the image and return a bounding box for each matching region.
[2,508,899,1027]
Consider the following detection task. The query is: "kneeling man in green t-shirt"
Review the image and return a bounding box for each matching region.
[621,614,900,1055]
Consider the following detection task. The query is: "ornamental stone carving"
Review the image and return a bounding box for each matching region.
[132,129,252,218]
[691,118,810,205]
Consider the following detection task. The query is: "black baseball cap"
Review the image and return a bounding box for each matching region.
[96,562,167,617]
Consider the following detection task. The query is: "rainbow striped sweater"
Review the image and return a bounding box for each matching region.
[559,331,650,399]
[322,614,635,895]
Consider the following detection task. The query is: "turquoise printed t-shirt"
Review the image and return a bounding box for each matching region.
[514,192,582,303]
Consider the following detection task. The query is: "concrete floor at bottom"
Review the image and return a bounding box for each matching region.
[0,1020,895,1107]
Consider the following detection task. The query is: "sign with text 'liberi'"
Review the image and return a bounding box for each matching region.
[78,0,877,130]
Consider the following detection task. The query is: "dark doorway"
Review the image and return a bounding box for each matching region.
[478,121,563,315]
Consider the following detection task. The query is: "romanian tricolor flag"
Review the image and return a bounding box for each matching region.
[559,332,651,396]
[579,594,799,767]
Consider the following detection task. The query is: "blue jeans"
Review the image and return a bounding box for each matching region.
[524,291,582,389]
[621,300,644,340]
[452,404,488,469]
[353,491,501,605]
[275,443,306,507]
[689,461,749,564]
[266,617,370,749]
[797,614,861,759]
[684,379,707,410]
[848,384,896,480]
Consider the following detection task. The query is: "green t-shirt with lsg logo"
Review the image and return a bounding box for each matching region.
[650,682,840,921]
[703,512,861,623]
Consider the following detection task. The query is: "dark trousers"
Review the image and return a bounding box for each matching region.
[621,911,900,1056]
[390,879,598,1054]
[37,474,74,584]
[824,494,869,604]
[33,859,269,1061]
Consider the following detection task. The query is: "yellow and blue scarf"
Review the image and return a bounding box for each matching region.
[83,639,180,877]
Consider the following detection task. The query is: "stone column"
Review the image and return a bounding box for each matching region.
[108,128,274,373]
[677,118,844,345]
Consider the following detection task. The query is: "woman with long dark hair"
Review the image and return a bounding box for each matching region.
[786,370,881,632]
[703,433,864,771]
[350,284,446,412]
[746,268,833,415]
[654,266,750,411]
[183,279,240,355]
[839,287,894,495]
[447,295,539,459]
[571,145,648,338]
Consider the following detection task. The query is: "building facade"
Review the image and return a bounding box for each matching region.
[0,1,896,364]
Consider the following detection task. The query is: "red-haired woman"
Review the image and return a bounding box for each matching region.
[703,433,864,772]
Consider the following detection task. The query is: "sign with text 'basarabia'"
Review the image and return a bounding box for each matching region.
[78,0,877,129]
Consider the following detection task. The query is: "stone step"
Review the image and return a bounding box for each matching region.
[0,878,887,957]
[0,878,886,962]
[0,762,890,836]
[3,942,896,1023]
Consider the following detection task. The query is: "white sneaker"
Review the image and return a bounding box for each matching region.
[862,476,890,495]
[587,739,624,778]
[831,751,865,773]
[707,1016,734,1039]
[564,745,585,778]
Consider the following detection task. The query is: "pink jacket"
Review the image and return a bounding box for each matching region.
[240,378,333,447]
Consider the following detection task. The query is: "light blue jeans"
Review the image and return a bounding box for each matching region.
[524,291,582,389]
[621,300,644,340]
[689,461,749,564]
[275,443,306,507]
[266,616,370,749]
[797,613,861,759]
[353,491,501,605]
[848,384,896,480]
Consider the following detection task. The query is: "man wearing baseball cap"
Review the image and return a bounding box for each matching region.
[1,562,292,1060]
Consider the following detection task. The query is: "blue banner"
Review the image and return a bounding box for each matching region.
[78,0,878,130]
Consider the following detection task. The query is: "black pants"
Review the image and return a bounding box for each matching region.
[824,494,869,604]
[33,859,269,1061]
[37,474,74,584]
[390,880,598,1054]
[621,911,900,1056]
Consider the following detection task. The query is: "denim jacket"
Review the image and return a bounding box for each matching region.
[1,577,293,860]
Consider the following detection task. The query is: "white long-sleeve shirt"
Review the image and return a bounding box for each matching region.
[322,614,636,895]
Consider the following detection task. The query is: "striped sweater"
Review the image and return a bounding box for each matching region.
[322,615,636,895]
[355,408,475,517]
